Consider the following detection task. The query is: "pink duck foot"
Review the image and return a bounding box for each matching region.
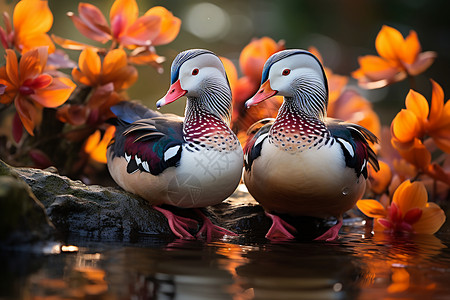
[265,212,298,240]
[153,206,198,239]
[195,209,237,241]
[314,218,343,241]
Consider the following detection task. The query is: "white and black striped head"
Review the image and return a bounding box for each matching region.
[157,49,232,124]
[246,49,329,120]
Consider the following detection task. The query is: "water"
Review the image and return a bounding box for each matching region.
[2,223,450,300]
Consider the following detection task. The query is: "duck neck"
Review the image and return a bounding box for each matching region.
[183,96,238,151]
[269,99,330,152]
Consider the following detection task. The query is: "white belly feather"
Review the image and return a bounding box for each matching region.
[244,139,366,218]
[107,146,243,208]
[165,145,243,207]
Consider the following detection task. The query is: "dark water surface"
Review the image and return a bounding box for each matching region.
[2,222,450,300]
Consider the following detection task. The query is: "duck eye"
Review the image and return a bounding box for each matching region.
[192,68,199,75]
[282,69,291,76]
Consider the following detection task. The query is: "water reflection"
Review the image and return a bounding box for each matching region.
[2,227,450,299]
[346,228,449,299]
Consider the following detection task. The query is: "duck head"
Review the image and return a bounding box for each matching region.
[157,49,232,123]
[246,49,329,120]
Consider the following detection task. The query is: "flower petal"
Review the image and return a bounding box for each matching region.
[113,65,138,90]
[14,95,42,135]
[13,0,53,36]
[71,3,111,43]
[52,34,100,51]
[56,104,89,126]
[368,160,392,194]
[75,48,101,86]
[353,55,399,81]
[101,49,137,90]
[431,131,450,153]
[240,37,284,82]
[412,203,446,234]
[29,149,53,169]
[93,125,116,163]
[429,93,450,153]
[71,68,91,86]
[84,126,116,164]
[102,49,127,75]
[16,33,55,54]
[84,129,101,154]
[405,89,429,125]
[127,49,164,67]
[428,79,444,128]
[406,51,436,76]
[377,218,392,229]
[31,77,76,108]
[220,56,238,92]
[110,0,138,38]
[352,55,405,89]
[79,3,109,29]
[5,49,19,84]
[144,6,181,46]
[87,83,114,109]
[389,202,402,223]
[19,47,48,80]
[120,14,160,47]
[392,180,427,215]
[375,25,404,64]
[391,109,421,143]
[398,138,432,170]
[47,50,77,69]
[68,12,110,44]
[400,30,420,65]
[403,207,422,224]
[356,199,387,218]
[26,74,53,90]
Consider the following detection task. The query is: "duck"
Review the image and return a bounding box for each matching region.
[243,49,379,241]
[107,49,244,240]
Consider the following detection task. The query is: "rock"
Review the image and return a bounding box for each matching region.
[1,160,333,243]
[10,163,172,241]
[0,162,55,245]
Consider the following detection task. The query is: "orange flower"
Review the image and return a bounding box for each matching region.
[309,47,348,105]
[239,37,285,83]
[72,48,137,90]
[63,1,180,49]
[0,47,75,135]
[58,48,132,127]
[357,180,446,234]
[220,56,238,92]
[352,25,436,89]
[310,47,381,139]
[368,160,392,194]
[0,0,55,53]
[84,125,116,164]
[231,37,284,134]
[391,80,450,171]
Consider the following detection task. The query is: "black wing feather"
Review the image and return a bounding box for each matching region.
[108,102,185,175]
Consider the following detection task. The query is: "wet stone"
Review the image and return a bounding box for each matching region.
[0,159,339,243]
[0,164,55,246]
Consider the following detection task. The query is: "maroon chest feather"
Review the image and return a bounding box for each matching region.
[269,105,330,152]
[183,110,239,152]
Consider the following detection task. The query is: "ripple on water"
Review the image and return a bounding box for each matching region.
[2,227,450,299]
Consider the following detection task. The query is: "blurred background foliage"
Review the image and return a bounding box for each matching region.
[1,0,449,124]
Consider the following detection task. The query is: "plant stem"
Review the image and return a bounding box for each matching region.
[407,73,417,91]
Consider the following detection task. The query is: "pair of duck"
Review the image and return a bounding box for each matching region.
[107,49,379,241]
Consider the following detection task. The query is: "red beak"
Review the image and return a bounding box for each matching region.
[245,80,278,108]
[156,79,187,108]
